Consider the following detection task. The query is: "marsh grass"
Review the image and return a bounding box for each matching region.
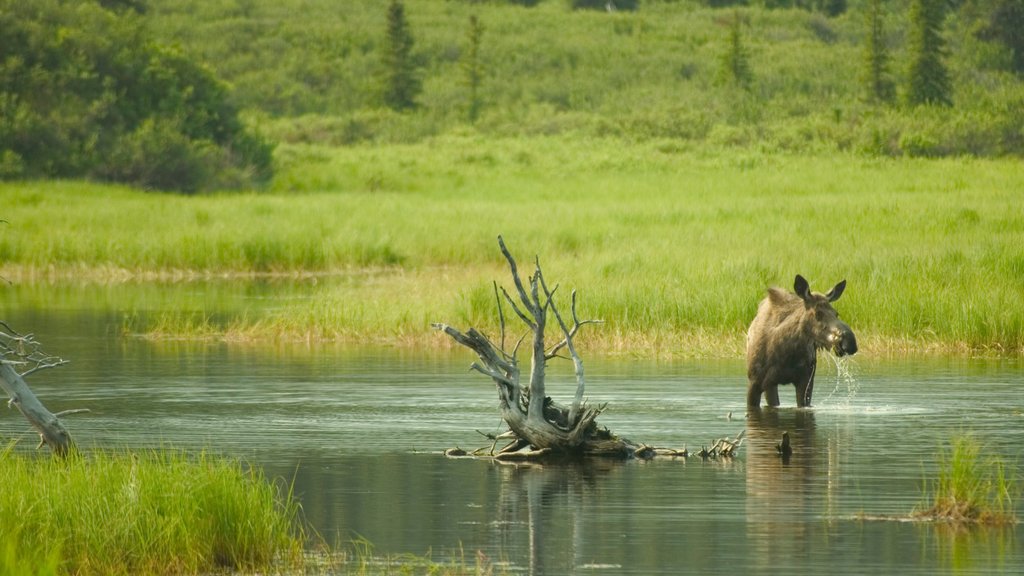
[4,139,1024,356]
[0,445,305,575]
[916,435,1019,526]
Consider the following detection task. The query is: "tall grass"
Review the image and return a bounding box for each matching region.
[0,446,305,575]
[915,435,1019,526]
[4,139,1023,356]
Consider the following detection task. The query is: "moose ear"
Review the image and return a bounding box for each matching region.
[826,279,847,302]
[794,275,811,300]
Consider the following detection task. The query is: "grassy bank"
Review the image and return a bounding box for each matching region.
[0,447,304,575]
[3,138,1024,356]
[0,446,500,575]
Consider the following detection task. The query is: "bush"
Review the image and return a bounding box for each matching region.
[0,0,273,192]
[97,119,218,193]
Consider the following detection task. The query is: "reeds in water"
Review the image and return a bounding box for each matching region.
[916,435,1018,526]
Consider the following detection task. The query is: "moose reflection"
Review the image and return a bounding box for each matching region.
[746,275,857,408]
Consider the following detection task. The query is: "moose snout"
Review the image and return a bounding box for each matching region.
[831,327,858,356]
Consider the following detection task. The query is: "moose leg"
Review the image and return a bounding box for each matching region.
[747,378,766,408]
[795,363,816,407]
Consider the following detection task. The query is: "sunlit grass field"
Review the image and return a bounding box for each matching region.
[3,136,1023,356]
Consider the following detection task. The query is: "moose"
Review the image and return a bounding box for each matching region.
[746,275,857,409]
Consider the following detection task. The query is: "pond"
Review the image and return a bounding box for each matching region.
[0,304,1021,575]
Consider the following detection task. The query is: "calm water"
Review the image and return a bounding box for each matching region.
[1,304,1022,575]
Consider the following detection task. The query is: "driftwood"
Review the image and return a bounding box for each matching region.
[435,236,738,461]
[0,321,79,456]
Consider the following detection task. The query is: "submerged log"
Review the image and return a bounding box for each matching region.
[434,236,727,461]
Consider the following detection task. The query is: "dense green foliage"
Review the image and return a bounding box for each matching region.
[0,447,304,575]
[0,0,273,192]
[141,0,1023,157]
[4,141,1023,355]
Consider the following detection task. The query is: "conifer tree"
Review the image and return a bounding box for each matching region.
[462,15,485,123]
[977,0,1024,74]
[862,0,895,103]
[824,0,848,18]
[719,10,753,88]
[381,0,421,111]
[905,0,952,106]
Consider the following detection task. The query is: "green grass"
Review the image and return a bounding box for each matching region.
[0,446,305,575]
[0,444,500,575]
[140,0,1024,157]
[3,137,1024,356]
[916,435,1019,526]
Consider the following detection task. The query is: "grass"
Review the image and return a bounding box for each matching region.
[915,435,1019,526]
[3,138,1024,356]
[0,445,305,575]
[140,0,1024,157]
[0,445,500,576]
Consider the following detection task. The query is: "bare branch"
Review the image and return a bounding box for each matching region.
[546,290,603,359]
[469,362,516,388]
[493,280,507,354]
[0,321,69,378]
[498,235,539,318]
[511,331,528,359]
[20,359,70,378]
[538,285,589,426]
[501,286,535,331]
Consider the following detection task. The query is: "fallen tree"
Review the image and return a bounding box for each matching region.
[0,321,79,456]
[434,236,741,460]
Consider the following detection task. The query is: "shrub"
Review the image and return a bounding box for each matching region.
[0,0,273,192]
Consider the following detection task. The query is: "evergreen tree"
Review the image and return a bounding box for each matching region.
[380,0,421,111]
[462,15,485,123]
[862,0,896,103]
[905,0,952,106]
[977,0,1024,74]
[719,11,754,88]
[823,0,848,17]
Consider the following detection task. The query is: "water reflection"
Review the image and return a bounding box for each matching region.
[494,460,617,576]
[744,409,819,568]
[926,523,1020,574]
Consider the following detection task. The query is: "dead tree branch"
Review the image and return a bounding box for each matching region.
[0,321,76,456]
[435,236,701,460]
